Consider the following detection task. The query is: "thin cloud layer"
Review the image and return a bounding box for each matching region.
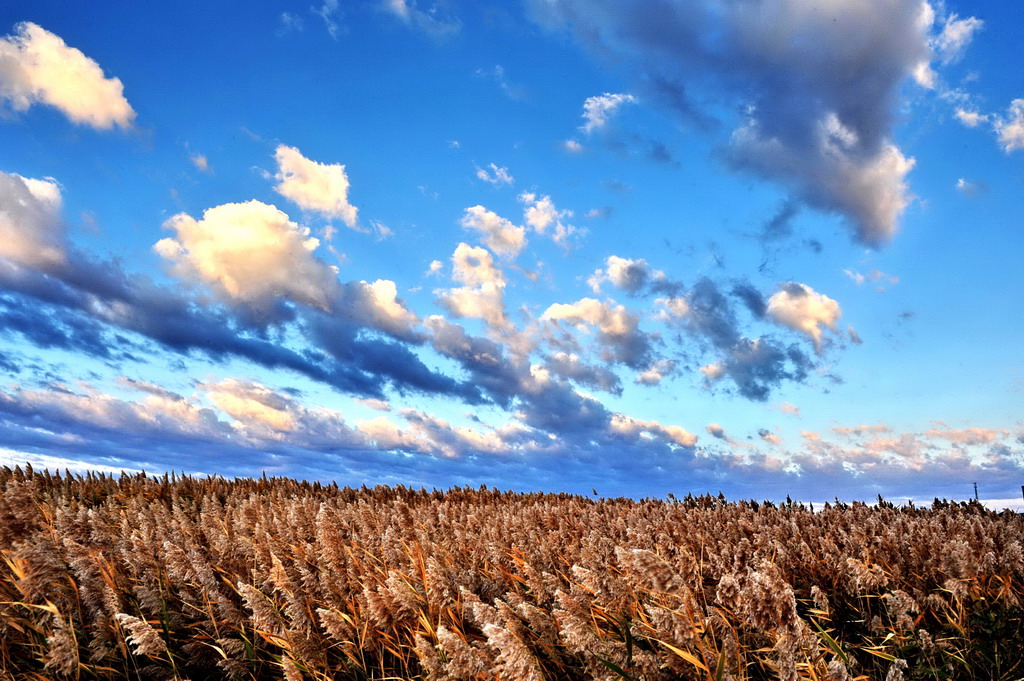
[0,23,135,129]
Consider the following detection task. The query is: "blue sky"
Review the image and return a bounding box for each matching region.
[0,0,1022,504]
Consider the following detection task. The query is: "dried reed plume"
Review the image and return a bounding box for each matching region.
[0,466,1021,680]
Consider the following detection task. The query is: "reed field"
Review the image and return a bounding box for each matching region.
[0,466,1021,681]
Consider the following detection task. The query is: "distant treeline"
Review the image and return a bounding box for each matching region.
[1,467,1022,680]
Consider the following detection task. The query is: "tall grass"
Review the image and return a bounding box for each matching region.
[1,466,1021,680]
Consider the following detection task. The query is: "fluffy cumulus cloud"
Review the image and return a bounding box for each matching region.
[766,283,841,352]
[588,255,662,295]
[436,243,509,330]
[0,171,65,269]
[519,193,578,245]
[542,297,652,369]
[459,205,526,259]
[580,93,637,134]
[353,279,420,335]
[530,0,943,246]
[272,145,359,227]
[0,22,135,129]
[155,200,340,316]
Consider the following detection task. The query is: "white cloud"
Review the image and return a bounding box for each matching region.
[706,423,728,440]
[0,449,144,476]
[543,298,627,335]
[776,402,801,416]
[278,12,304,34]
[204,378,297,432]
[580,93,637,134]
[843,268,899,290]
[932,14,983,64]
[544,352,622,394]
[995,99,1024,153]
[190,153,210,173]
[563,139,585,153]
[519,192,578,245]
[954,109,988,128]
[356,398,391,412]
[368,220,393,240]
[436,243,509,329]
[354,279,421,333]
[9,382,229,442]
[0,171,66,270]
[542,297,652,368]
[314,0,341,39]
[924,427,1002,446]
[912,61,936,89]
[655,296,690,321]
[955,178,981,196]
[609,413,697,447]
[476,163,514,186]
[383,0,460,39]
[156,200,339,313]
[357,407,532,459]
[588,255,661,294]
[426,259,443,276]
[272,145,358,227]
[699,362,724,380]
[0,22,135,129]
[459,205,526,259]
[635,360,676,386]
[199,378,366,448]
[766,283,842,352]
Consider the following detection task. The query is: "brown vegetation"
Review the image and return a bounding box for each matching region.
[1,466,1022,680]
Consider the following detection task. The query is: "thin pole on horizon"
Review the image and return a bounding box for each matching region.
[974,482,979,501]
